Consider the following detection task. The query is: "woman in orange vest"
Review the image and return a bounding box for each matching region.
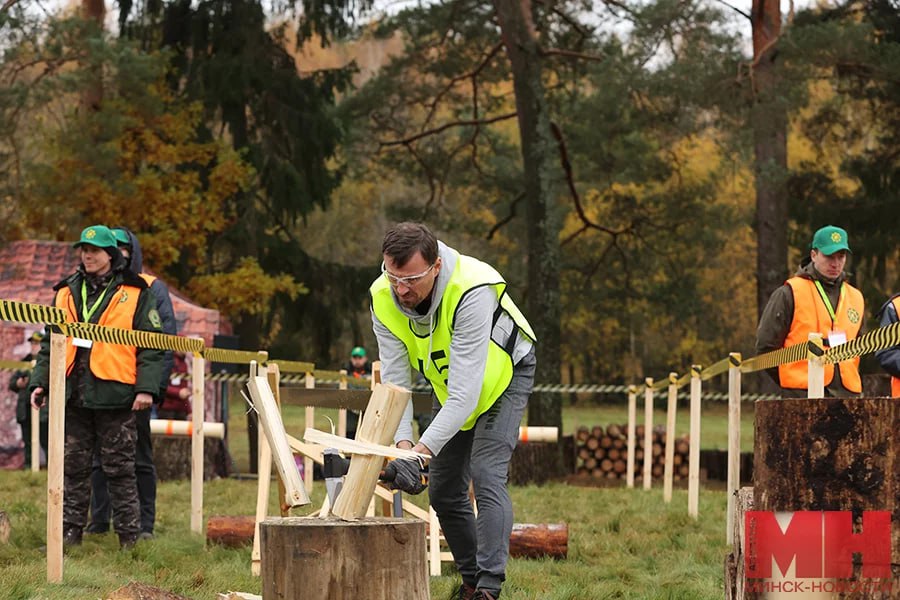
[756,225,865,397]
[29,225,165,550]
[875,295,900,397]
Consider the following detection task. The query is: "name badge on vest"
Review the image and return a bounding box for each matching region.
[827,330,847,347]
[72,338,93,349]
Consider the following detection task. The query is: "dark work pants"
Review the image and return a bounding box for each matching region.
[65,404,140,539]
[428,348,535,594]
[89,408,155,534]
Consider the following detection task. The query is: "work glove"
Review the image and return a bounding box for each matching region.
[382,457,428,495]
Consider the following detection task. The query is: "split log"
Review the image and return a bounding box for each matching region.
[213,515,569,559]
[260,517,427,600]
[606,424,624,439]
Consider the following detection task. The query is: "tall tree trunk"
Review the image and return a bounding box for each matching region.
[493,0,563,481]
[82,0,106,111]
[752,0,788,320]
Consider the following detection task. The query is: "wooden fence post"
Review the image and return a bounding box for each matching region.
[663,372,677,503]
[807,332,825,398]
[338,369,348,438]
[191,352,205,534]
[46,332,65,583]
[626,385,637,489]
[304,372,315,494]
[643,378,653,490]
[726,352,741,545]
[688,365,702,519]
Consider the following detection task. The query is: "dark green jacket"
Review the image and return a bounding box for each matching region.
[30,269,165,410]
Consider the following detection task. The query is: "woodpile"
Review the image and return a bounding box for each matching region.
[574,424,690,481]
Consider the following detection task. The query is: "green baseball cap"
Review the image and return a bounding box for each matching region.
[112,228,131,247]
[351,346,366,358]
[811,225,851,256]
[72,225,118,249]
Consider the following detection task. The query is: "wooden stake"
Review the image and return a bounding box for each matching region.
[330,383,410,520]
[688,365,702,519]
[807,332,825,399]
[626,386,636,489]
[46,331,65,584]
[338,369,348,438]
[429,507,441,577]
[726,352,741,545]
[191,353,205,534]
[642,378,653,490]
[268,364,289,517]
[31,402,39,472]
[304,372,315,494]
[251,362,270,577]
[663,372,677,503]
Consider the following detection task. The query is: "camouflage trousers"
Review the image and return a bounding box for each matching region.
[65,404,139,539]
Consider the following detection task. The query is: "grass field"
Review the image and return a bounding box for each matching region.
[1,397,742,599]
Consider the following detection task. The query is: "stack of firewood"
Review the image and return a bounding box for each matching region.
[574,424,690,480]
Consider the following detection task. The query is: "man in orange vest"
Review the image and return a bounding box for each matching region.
[756,225,865,397]
[86,227,177,540]
[875,295,900,397]
[29,225,165,549]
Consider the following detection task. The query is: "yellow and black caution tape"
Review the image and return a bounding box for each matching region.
[650,378,669,391]
[676,371,692,387]
[740,342,806,373]
[269,359,315,374]
[823,320,900,364]
[0,299,66,326]
[700,357,730,381]
[62,322,205,354]
[312,369,346,382]
[0,360,31,371]
[203,348,267,365]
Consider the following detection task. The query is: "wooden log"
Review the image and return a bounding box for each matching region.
[591,425,603,439]
[606,448,620,461]
[607,424,624,439]
[577,447,591,461]
[612,438,625,450]
[599,436,613,449]
[575,426,590,443]
[260,517,428,600]
[754,397,900,598]
[605,471,617,480]
[600,458,613,472]
[509,523,568,559]
[585,437,600,451]
[584,457,598,471]
[613,459,626,474]
[207,516,256,548]
[593,448,606,460]
[591,468,604,479]
[675,439,690,455]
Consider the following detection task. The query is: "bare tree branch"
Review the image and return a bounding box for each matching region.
[712,0,751,20]
[541,48,605,63]
[378,112,518,148]
[486,192,524,240]
[422,42,504,129]
[1,0,23,13]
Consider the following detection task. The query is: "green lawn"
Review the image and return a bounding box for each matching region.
[1,392,743,599]
[0,470,731,599]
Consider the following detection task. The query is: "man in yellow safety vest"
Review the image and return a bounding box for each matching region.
[756,225,865,397]
[372,223,535,600]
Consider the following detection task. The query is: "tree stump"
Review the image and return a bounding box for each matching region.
[260,517,428,600]
[753,397,899,599]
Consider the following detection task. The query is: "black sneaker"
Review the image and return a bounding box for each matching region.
[472,590,499,600]
[138,531,154,541]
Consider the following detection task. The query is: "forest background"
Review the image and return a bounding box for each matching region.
[1,0,899,446]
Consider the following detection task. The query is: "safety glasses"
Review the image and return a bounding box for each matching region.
[381,261,436,287]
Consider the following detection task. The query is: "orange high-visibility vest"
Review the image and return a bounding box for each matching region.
[139,273,157,286]
[892,297,900,398]
[56,280,141,384]
[778,277,864,393]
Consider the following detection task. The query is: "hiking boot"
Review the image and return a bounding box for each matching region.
[138,531,154,542]
[454,583,476,600]
[63,529,82,548]
[85,522,110,535]
[472,590,499,600]
[119,534,138,550]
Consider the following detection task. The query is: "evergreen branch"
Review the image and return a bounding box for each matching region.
[378,112,518,147]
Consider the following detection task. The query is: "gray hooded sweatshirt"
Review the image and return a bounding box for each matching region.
[372,241,533,455]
